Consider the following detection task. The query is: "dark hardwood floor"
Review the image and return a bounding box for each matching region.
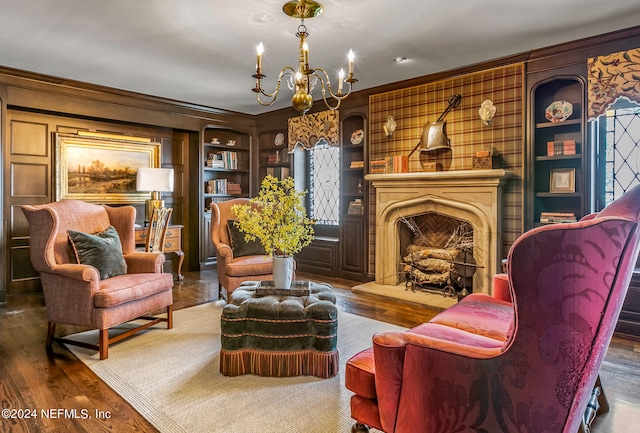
[1,269,638,432]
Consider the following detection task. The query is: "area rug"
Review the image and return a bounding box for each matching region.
[65,301,405,433]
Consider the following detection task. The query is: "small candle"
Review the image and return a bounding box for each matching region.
[295,71,303,89]
[256,42,264,71]
[303,42,309,66]
[338,69,344,93]
[348,49,354,75]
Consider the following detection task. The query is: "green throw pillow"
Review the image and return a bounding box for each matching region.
[227,220,266,257]
[68,226,127,280]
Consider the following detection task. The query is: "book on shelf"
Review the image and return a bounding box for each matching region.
[350,160,364,169]
[541,210,576,215]
[206,150,238,169]
[266,166,290,179]
[207,196,232,205]
[369,159,387,174]
[266,151,284,165]
[207,178,232,195]
[384,155,409,173]
[546,140,577,156]
[347,198,364,215]
[226,182,242,195]
[539,211,577,224]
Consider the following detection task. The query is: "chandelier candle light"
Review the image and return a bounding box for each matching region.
[252,0,357,114]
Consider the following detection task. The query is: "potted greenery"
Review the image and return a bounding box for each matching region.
[231,175,314,289]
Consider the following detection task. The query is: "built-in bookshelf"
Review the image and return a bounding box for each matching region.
[528,74,587,229]
[340,112,368,280]
[341,116,366,219]
[200,127,251,267]
[258,130,290,182]
[203,136,250,211]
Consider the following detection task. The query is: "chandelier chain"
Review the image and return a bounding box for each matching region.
[297,22,308,38]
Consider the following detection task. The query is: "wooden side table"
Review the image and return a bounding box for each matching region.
[135,225,184,281]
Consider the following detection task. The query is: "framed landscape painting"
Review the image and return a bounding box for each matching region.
[55,133,160,203]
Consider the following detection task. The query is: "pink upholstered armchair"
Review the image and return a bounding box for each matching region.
[210,198,273,299]
[22,200,174,360]
[346,184,640,433]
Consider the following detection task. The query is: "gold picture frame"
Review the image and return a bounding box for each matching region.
[549,168,576,193]
[55,133,161,203]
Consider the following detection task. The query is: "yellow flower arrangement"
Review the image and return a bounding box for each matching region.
[231,175,314,257]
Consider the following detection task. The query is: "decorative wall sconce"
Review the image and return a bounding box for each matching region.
[383,116,397,137]
[479,99,497,125]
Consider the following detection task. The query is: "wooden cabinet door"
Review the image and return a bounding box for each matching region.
[342,217,364,274]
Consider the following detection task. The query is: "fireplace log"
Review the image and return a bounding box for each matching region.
[405,245,460,261]
[406,258,451,273]
[403,245,474,291]
[404,266,450,286]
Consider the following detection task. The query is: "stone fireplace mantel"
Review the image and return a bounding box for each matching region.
[365,169,513,298]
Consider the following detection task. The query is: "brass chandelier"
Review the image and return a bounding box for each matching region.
[252,0,357,114]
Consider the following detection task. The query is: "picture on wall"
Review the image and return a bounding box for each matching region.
[55,132,160,203]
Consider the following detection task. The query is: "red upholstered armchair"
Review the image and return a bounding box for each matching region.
[346,184,640,433]
[22,200,174,360]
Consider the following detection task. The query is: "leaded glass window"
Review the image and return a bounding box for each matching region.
[309,140,340,225]
[604,104,640,206]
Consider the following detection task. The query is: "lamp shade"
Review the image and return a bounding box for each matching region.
[136,168,174,192]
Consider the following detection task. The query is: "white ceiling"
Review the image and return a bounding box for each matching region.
[1,0,640,115]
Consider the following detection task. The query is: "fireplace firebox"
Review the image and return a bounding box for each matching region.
[400,216,476,297]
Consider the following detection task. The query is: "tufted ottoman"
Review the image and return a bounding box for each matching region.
[220,281,338,378]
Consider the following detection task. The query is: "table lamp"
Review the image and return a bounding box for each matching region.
[136,167,174,225]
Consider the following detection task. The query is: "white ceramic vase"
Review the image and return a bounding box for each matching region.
[273,255,294,290]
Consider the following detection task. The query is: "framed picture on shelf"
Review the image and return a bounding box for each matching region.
[549,168,575,193]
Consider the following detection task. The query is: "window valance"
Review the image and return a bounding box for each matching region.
[287,110,339,152]
[588,48,640,120]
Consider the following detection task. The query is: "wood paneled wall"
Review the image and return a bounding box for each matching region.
[5,108,189,295]
[0,65,257,301]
